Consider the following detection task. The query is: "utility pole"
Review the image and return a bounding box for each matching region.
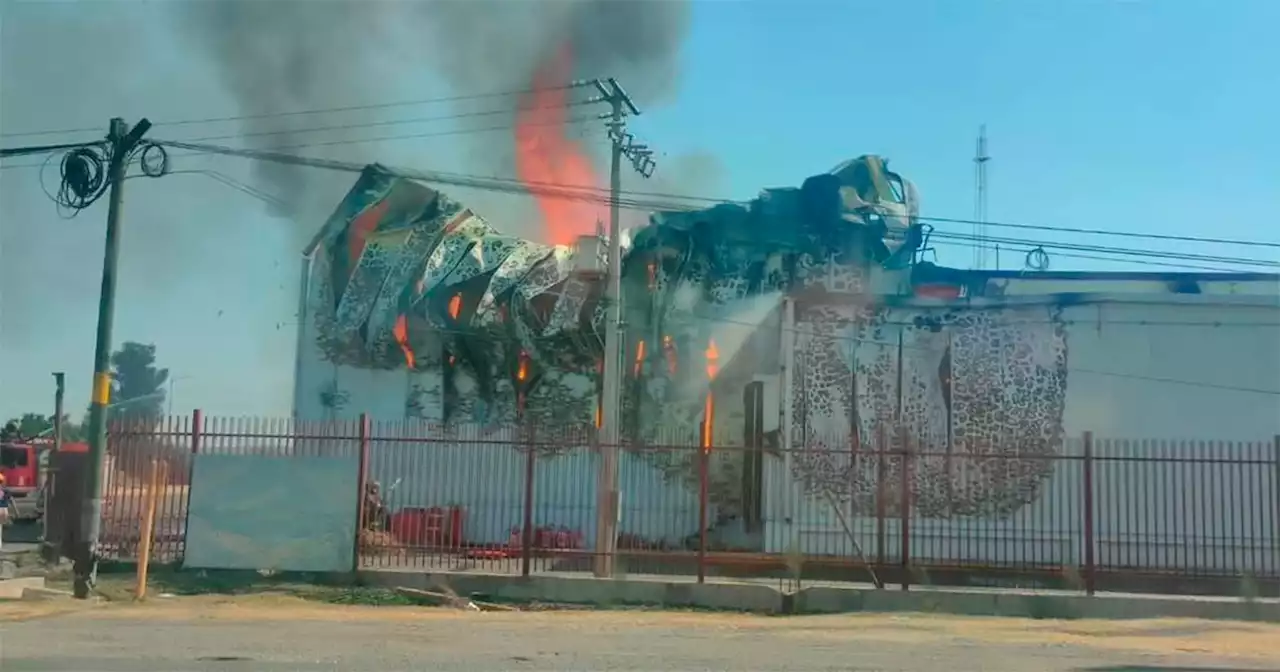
[73,117,151,599]
[972,124,990,270]
[52,372,65,455]
[42,372,65,561]
[591,78,654,578]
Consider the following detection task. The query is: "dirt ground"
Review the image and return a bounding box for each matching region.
[2,594,1278,671]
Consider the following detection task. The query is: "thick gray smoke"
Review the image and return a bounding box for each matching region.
[172,0,697,236]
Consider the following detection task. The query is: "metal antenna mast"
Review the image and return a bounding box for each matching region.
[590,77,654,578]
[973,124,990,270]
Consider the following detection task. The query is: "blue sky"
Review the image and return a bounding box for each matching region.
[1,0,1277,422]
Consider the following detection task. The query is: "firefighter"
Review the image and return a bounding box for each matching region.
[362,481,389,532]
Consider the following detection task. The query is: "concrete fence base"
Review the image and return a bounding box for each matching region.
[359,570,1280,622]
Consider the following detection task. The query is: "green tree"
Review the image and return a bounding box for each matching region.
[92,341,169,426]
[1,413,83,441]
[13,412,53,437]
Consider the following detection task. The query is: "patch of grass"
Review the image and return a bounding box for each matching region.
[323,587,417,606]
[49,567,398,605]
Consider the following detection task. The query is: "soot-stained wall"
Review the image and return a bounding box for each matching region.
[771,295,1280,573]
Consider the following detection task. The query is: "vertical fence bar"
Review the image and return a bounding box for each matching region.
[180,408,201,565]
[353,413,371,572]
[1082,431,1096,595]
[875,426,886,569]
[697,442,710,584]
[899,432,911,591]
[521,428,536,578]
[1273,435,1280,578]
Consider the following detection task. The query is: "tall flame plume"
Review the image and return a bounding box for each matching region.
[514,44,605,246]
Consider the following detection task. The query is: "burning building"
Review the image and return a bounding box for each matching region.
[293,155,1279,564]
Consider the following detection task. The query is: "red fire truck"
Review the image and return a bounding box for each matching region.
[0,439,88,522]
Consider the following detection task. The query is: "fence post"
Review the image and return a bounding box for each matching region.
[899,431,911,591]
[1272,435,1279,576]
[135,459,163,600]
[697,444,710,584]
[353,414,371,572]
[875,425,887,572]
[1082,431,1096,596]
[521,427,536,578]
[178,409,202,566]
[190,410,203,456]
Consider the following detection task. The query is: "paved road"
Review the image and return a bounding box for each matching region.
[2,597,1277,671]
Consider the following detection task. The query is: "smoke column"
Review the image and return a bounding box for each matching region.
[171,0,696,238]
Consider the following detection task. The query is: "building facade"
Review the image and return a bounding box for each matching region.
[293,159,1280,572]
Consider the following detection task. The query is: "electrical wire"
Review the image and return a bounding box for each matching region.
[167,100,597,146]
[925,230,1279,269]
[142,138,1280,272]
[50,146,110,215]
[0,140,104,158]
[156,169,287,210]
[0,117,595,172]
[914,214,1280,250]
[0,83,592,139]
[35,137,169,218]
[926,240,1254,274]
[12,132,1280,273]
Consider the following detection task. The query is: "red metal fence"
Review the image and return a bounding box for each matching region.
[93,411,1280,596]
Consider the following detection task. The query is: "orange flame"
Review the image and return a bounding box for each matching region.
[517,351,530,382]
[705,339,720,380]
[392,314,416,369]
[633,339,646,377]
[448,294,462,320]
[514,44,605,246]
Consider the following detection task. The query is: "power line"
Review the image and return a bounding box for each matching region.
[0,84,591,139]
[157,169,286,209]
[926,230,1279,269]
[166,100,594,146]
[12,134,1280,273]
[919,213,1280,250]
[927,240,1257,273]
[0,140,103,158]
[160,138,1280,270]
[152,139,1280,261]
[129,138,1280,272]
[0,117,593,172]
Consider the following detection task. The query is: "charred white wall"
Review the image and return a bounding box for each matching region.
[767,294,1280,573]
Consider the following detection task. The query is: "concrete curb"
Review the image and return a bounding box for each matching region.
[360,570,1280,622]
[0,576,46,600]
[793,586,1280,621]
[363,571,782,613]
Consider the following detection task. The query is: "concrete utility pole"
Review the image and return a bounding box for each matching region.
[591,78,654,578]
[43,372,65,558]
[52,373,65,455]
[74,117,151,599]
